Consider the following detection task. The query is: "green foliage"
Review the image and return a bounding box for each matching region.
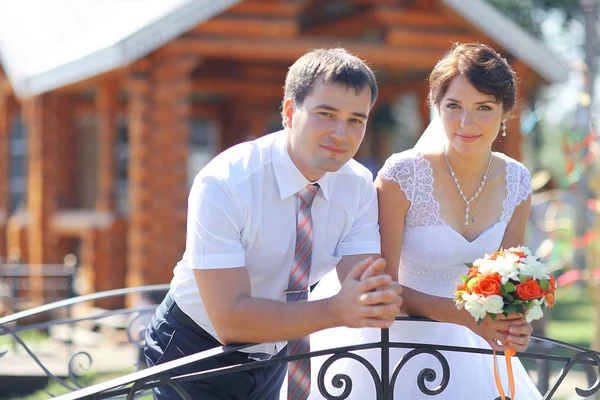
[504,281,517,292]
[484,0,582,38]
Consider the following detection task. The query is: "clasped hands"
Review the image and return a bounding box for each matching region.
[331,257,403,329]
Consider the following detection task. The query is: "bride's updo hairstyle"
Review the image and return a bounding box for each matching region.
[427,43,518,114]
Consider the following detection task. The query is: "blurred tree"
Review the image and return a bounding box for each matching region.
[485,0,582,38]
[487,1,600,393]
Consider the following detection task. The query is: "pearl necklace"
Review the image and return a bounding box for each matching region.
[443,149,492,226]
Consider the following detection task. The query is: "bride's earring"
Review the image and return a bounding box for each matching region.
[501,120,507,137]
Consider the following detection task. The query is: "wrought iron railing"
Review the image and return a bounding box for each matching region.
[0,285,599,399]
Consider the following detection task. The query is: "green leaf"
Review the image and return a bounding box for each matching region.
[467,278,480,291]
[504,282,516,292]
[466,263,474,269]
[460,275,470,284]
[539,279,549,291]
[519,275,529,283]
[489,313,497,321]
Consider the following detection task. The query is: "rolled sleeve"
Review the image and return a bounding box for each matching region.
[186,175,246,269]
[338,182,381,256]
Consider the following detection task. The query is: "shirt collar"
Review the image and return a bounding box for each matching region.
[272,131,332,202]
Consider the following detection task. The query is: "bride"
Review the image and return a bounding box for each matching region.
[308,43,543,399]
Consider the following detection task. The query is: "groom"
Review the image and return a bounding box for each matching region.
[144,48,403,400]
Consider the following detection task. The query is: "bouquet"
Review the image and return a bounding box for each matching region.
[454,245,556,400]
[454,246,556,324]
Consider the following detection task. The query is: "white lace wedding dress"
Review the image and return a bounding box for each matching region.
[306,149,543,399]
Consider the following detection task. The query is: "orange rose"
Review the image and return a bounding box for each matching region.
[515,279,545,300]
[455,282,470,297]
[545,292,555,308]
[546,275,557,294]
[467,266,480,278]
[490,250,506,261]
[472,274,502,297]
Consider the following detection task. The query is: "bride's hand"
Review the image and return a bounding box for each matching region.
[471,313,532,352]
[502,314,533,353]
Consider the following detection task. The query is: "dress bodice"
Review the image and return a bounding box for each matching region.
[378,149,532,297]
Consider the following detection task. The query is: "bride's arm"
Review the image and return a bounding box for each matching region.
[377,174,533,352]
[375,175,410,281]
[500,194,531,249]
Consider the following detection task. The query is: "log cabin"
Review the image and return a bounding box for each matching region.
[0,0,568,308]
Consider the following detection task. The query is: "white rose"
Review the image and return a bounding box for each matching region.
[481,295,505,314]
[525,255,539,265]
[472,258,486,267]
[530,298,543,307]
[517,263,536,278]
[510,246,532,257]
[525,258,548,279]
[463,293,487,321]
[505,253,521,264]
[493,258,520,284]
[478,259,498,275]
[526,305,544,323]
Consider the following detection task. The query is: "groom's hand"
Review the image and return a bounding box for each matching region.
[330,257,401,328]
[358,258,403,314]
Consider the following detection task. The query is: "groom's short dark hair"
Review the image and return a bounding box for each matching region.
[282,48,378,120]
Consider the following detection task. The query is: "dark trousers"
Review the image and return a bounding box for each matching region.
[144,293,287,399]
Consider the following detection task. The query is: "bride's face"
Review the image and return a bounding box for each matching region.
[438,74,506,155]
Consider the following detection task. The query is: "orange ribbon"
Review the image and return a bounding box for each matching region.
[493,348,516,400]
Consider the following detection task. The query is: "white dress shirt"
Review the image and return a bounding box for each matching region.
[170,130,380,354]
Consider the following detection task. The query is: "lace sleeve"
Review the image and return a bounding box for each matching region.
[516,162,532,206]
[377,151,416,202]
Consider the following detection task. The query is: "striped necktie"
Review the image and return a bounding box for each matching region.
[286,183,319,400]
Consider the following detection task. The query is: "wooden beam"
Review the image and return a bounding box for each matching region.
[74,98,224,120]
[57,68,126,94]
[190,103,222,120]
[194,78,283,100]
[225,1,304,18]
[191,16,299,38]
[437,2,505,51]
[96,79,119,213]
[349,0,405,5]
[377,80,425,100]
[375,7,459,29]
[302,7,380,36]
[0,93,15,258]
[386,28,482,48]
[512,60,542,96]
[159,36,445,70]
[0,77,12,95]
[239,64,288,81]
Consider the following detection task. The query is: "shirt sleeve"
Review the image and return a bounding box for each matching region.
[186,175,246,269]
[337,179,381,257]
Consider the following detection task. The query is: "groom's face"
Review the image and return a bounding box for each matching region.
[439,74,506,155]
[283,78,371,182]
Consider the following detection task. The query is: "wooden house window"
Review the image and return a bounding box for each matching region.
[188,119,218,188]
[9,114,26,213]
